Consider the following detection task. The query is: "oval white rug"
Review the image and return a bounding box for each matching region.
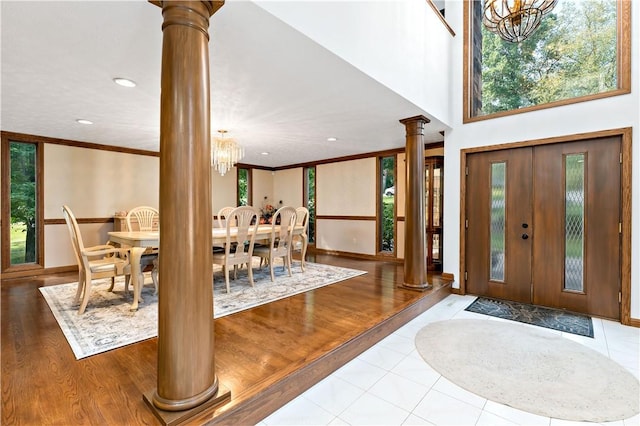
[415,319,640,422]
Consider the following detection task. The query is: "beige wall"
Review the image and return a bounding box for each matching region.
[316,158,377,254]
[44,144,160,268]
[252,169,274,210]
[317,158,376,216]
[315,219,377,255]
[33,141,433,269]
[45,144,159,219]
[396,220,405,259]
[273,167,303,208]
[47,223,113,268]
[212,169,237,212]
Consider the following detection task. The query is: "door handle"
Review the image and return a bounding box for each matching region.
[522,233,529,240]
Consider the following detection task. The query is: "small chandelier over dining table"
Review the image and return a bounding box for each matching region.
[212,130,244,176]
[482,0,558,43]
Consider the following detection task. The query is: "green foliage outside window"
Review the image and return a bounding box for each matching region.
[238,168,248,206]
[9,142,37,264]
[381,156,395,252]
[381,198,394,252]
[306,167,315,243]
[479,0,617,116]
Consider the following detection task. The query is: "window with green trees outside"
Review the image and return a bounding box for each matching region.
[8,141,38,265]
[467,0,629,120]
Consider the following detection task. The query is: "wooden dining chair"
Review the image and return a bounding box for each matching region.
[62,205,132,315]
[291,206,310,272]
[217,206,236,228]
[212,206,260,293]
[126,206,159,232]
[125,206,159,294]
[254,206,297,282]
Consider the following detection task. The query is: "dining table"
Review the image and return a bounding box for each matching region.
[108,224,304,311]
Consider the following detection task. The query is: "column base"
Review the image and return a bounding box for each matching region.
[143,383,231,426]
[400,282,433,292]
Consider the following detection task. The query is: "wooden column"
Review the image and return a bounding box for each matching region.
[400,115,432,291]
[144,1,229,424]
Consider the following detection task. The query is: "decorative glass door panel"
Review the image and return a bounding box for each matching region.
[425,157,443,271]
[466,138,621,319]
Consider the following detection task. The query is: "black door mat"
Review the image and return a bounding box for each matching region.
[465,297,594,338]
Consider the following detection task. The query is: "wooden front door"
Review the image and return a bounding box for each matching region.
[466,147,533,303]
[532,138,621,319]
[465,137,621,319]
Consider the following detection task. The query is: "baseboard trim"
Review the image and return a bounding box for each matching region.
[441,272,455,281]
[2,265,77,280]
[311,248,402,263]
[626,318,640,328]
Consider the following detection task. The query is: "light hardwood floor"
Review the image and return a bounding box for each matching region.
[1,254,451,425]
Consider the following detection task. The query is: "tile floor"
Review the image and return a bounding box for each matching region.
[258,294,640,426]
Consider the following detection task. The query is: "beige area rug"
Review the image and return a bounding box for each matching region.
[39,260,366,360]
[415,319,640,422]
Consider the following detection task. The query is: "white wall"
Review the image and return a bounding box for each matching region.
[255,0,453,126]
[443,1,640,319]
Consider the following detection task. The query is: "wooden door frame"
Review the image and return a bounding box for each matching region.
[459,128,633,325]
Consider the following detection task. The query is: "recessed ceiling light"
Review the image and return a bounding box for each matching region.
[261,152,270,156]
[327,137,338,142]
[113,77,136,88]
[76,119,93,125]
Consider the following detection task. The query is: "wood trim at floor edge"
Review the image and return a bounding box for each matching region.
[194,283,452,425]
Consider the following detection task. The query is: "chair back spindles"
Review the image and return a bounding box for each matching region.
[274,207,296,252]
[126,206,158,232]
[214,206,260,293]
[218,206,236,228]
[254,206,296,281]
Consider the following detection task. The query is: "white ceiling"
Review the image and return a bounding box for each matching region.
[1,1,444,168]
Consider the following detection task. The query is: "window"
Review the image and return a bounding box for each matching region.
[237,167,250,206]
[379,156,395,253]
[1,135,44,273]
[304,166,315,243]
[425,157,444,271]
[464,0,631,121]
[564,153,585,292]
[490,161,506,281]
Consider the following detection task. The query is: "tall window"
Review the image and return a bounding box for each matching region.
[564,153,585,292]
[304,166,315,243]
[237,167,250,206]
[379,156,395,253]
[465,0,630,121]
[425,157,443,271]
[490,162,506,281]
[1,136,43,273]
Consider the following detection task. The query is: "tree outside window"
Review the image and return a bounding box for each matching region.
[9,141,38,264]
[380,156,395,253]
[469,0,623,119]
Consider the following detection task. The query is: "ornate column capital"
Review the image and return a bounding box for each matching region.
[399,115,431,136]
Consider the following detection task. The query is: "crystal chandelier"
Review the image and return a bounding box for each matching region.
[211,130,243,176]
[483,0,558,43]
